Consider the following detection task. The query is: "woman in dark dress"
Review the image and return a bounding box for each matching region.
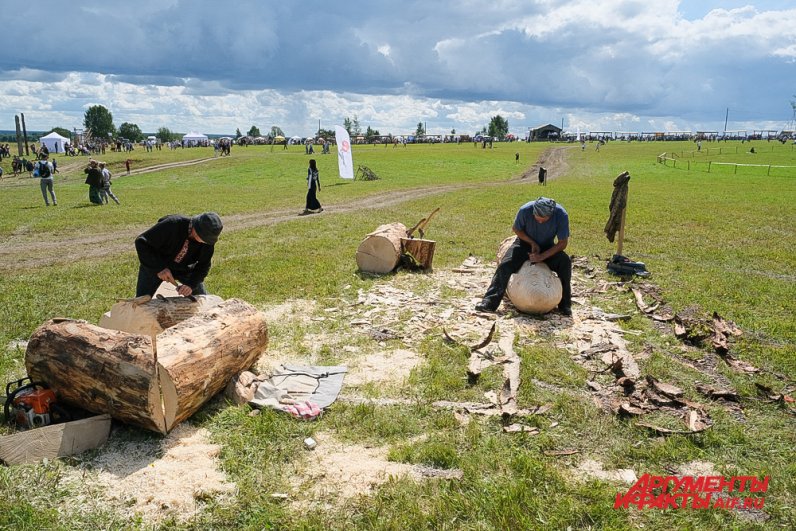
[304,159,322,214]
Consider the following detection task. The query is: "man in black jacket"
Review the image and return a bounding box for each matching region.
[135,212,223,297]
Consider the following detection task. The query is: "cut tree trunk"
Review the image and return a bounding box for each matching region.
[25,319,164,432]
[400,238,436,270]
[99,294,224,344]
[156,298,269,430]
[25,299,269,434]
[356,222,407,273]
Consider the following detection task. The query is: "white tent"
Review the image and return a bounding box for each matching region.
[182,132,208,146]
[40,132,70,154]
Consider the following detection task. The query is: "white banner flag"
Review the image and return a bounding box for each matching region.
[335,125,354,179]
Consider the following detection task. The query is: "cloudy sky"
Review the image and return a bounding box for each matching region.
[1,0,795,137]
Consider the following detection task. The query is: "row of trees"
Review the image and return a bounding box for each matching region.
[79,105,510,145]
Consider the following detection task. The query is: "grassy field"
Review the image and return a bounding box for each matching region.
[0,139,794,530]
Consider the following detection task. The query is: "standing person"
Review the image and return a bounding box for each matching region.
[98,162,120,205]
[125,158,131,175]
[475,197,572,316]
[84,159,104,205]
[134,212,223,297]
[36,153,57,206]
[303,159,322,214]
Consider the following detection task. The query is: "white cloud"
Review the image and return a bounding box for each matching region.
[0,1,794,135]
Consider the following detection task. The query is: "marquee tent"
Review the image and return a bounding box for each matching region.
[182,132,208,145]
[40,132,70,154]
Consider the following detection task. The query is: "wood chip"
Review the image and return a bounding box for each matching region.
[619,403,645,416]
[646,376,684,398]
[503,424,540,434]
[543,449,580,457]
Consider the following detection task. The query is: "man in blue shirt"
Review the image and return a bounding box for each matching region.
[476,197,572,316]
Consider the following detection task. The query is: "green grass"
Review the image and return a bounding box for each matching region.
[0,139,794,529]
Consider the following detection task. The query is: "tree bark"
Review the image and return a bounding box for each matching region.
[356,222,407,273]
[156,298,269,430]
[25,319,165,432]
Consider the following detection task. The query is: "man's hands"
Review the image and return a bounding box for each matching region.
[176,284,194,297]
[528,251,544,263]
[158,268,193,297]
[157,268,175,284]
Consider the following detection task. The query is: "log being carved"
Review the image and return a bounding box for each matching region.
[25,298,268,434]
[496,236,562,314]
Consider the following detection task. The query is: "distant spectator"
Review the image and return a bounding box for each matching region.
[36,153,57,206]
[99,162,120,205]
[84,159,104,205]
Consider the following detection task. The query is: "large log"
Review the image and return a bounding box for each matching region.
[99,294,224,343]
[356,222,407,274]
[25,299,269,434]
[25,319,165,432]
[156,298,269,430]
[400,238,436,270]
[496,236,562,314]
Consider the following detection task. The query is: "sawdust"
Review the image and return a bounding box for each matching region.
[574,459,638,485]
[262,298,318,323]
[75,423,235,524]
[290,431,418,509]
[344,348,422,386]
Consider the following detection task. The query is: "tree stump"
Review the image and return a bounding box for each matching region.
[400,238,436,270]
[356,222,407,273]
[25,299,268,434]
[496,236,562,314]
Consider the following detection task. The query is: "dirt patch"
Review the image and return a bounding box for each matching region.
[574,459,638,485]
[69,423,235,525]
[344,348,422,387]
[290,431,418,509]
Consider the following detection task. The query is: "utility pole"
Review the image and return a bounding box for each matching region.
[724,107,729,133]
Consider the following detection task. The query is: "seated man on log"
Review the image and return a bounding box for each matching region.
[475,197,572,316]
[135,212,223,298]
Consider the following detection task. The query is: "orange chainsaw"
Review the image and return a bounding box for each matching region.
[4,378,68,429]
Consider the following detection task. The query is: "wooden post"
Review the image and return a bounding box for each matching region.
[21,113,29,156]
[616,191,628,257]
[14,115,23,156]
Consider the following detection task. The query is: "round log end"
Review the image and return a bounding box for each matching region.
[506,262,562,314]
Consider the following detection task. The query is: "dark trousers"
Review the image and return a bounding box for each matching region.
[481,239,571,310]
[136,265,207,297]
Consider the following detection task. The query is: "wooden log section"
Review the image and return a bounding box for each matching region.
[156,298,268,430]
[400,238,436,270]
[99,294,224,344]
[356,222,407,274]
[496,236,562,314]
[25,299,269,434]
[25,319,165,432]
